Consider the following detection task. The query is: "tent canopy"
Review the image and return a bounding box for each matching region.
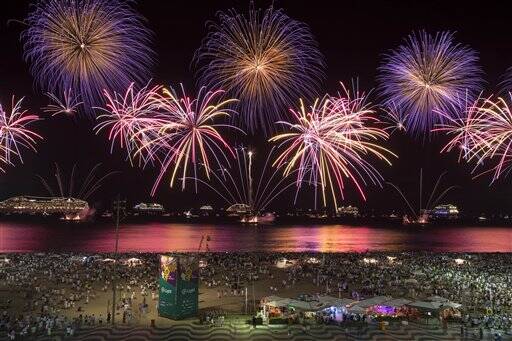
[348,305,366,314]
[266,298,294,308]
[288,299,328,311]
[381,298,413,308]
[263,295,284,303]
[441,301,462,309]
[407,301,442,311]
[317,296,356,307]
[355,296,393,308]
[427,295,449,302]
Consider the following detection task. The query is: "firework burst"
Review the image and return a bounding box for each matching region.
[195,4,325,135]
[0,96,42,169]
[22,0,154,116]
[434,92,489,162]
[95,82,166,166]
[139,85,241,195]
[270,83,395,208]
[378,30,483,136]
[441,94,512,181]
[381,102,408,135]
[43,89,83,117]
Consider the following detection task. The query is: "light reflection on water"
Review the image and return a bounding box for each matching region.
[1,222,511,253]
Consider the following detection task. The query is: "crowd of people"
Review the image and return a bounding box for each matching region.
[0,253,159,339]
[1,251,511,339]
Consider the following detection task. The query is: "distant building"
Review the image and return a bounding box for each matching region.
[0,196,88,216]
[337,205,359,217]
[430,204,459,220]
[133,202,164,214]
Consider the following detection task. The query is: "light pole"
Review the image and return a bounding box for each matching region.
[252,281,256,314]
[111,196,126,325]
[245,287,248,314]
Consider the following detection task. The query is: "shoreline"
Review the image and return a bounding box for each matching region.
[2,214,512,227]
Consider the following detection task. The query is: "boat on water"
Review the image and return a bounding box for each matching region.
[402,213,429,226]
[241,212,275,224]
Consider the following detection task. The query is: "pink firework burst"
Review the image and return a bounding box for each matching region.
[0,96,42,170]
[144,85,242,195]
[95,82,167,166]
[437,93,512,181]
[270,83,395,208]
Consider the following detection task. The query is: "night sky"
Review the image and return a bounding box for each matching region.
[1,0,511,215]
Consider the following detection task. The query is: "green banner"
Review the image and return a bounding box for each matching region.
[159,255,198,319]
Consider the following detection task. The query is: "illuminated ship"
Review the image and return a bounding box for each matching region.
[430,204,459,220]
[240,212,275,224]
[0,196,89,219]
[226,203,251,216]
[133,202,165,215]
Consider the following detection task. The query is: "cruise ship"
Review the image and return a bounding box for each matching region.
[0,196,89,219]
[133,202,165,215]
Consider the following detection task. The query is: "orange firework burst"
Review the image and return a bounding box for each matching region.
[195,4,325,135]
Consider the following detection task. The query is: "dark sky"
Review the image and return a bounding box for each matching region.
[1,0,511,215]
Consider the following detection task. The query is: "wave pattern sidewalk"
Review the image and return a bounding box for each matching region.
[4,321,495,340]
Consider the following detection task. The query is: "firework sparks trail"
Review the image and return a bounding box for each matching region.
[140,85,242,195]
[0,96,42,171]
[437,93,512,181]
[183,146,296,213]
[270,83,396,208]
[43,89,83,117]
[37,162,119,200]
[381,101,408,135]
[95,83,241,195]
[95,82,167,166]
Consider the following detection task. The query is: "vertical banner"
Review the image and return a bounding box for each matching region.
[177,255,199,318]
[159,255,178,318]
[159,254,198,319]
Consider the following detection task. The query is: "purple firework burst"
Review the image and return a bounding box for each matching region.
[378,30,483,137]
[194,4,325,136]
[21,0,154,117]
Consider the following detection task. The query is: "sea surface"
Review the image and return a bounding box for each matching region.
[1,221,512,253]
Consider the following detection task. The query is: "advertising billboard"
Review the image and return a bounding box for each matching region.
[158,254,198,319]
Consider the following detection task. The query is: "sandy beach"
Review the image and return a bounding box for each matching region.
[1,251,512,339]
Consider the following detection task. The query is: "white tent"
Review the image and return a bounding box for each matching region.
[382,298,413,308]
[317,296,356,309]
[427,295,448,303]
[355,296,393,309]
[266,298,293,308]
[288,299,328,311]
[347,305,366,314]
[263,295,285,303]
[317,295,340,304]
[407,301,442,311]
[441,301,462,309]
